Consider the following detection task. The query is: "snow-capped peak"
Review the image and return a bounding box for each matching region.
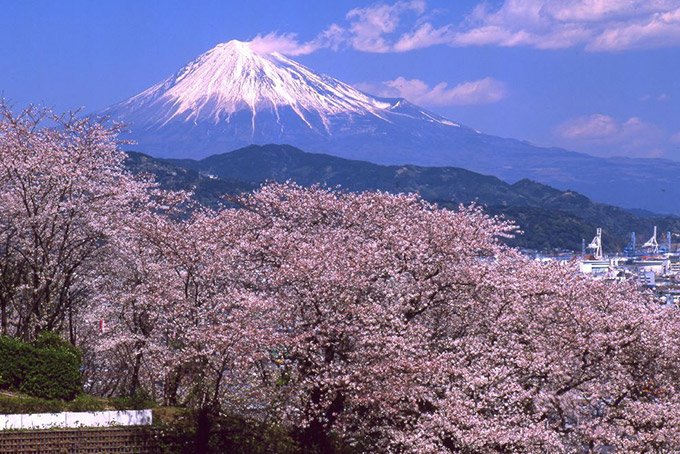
[104,40,458,133]
[110,40,405,129]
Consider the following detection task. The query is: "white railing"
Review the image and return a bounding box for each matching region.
[0,409,152,430]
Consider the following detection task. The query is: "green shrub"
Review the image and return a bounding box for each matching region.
[111,391,157,411]
[0,394,66,414]
[0,393,147,414]
[0,333,82,400]
[34,331,82,361]
[0,336,32,390]
[68,394,108,412]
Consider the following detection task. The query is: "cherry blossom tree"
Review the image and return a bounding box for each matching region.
[0,102,152,342]
[89,202,279,407]
[225,184,680,453]
[81,173,680,452]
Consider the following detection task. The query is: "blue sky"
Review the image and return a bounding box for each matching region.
[2,0,680,159]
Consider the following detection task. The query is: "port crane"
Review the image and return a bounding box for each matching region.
[643,226,660,254]
[587,228,603,259]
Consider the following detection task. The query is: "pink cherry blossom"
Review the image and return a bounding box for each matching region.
[4,103,680,452]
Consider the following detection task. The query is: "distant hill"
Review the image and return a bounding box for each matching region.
[130,144,668,252]
[124,151,255,207]
[169,144,532,207]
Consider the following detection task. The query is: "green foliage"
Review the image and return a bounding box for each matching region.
[0,334,82,400]
[0,392,155,414]
[67,394,109,412]
[0,336,32,390]
[0,393,67,414]
[110,391,157,410]
[33,331,82,361]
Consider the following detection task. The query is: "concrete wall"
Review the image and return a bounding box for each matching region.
[0,409,152,430]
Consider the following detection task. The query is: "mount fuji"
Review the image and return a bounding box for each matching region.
[103,40,680,215]
[102,40,468,160]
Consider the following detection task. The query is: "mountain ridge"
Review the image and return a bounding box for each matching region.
[160,144,680,251]
[103,40,680,215]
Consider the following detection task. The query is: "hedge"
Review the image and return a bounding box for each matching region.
[0,333,82,400]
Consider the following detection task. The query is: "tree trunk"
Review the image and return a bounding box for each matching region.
[0,297,7,336]
[164,366,183,406]
[130,351,143,397]
[195,407,212,454]
[68,304,76,345]
[302,420,333,454]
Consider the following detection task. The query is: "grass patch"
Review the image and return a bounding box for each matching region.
[0,391,155,414]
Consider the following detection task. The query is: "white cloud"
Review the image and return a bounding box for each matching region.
[356,77,507,106]
[544,0,676,23]
[586,6,680,50]
[451,24,592,49]
[640,93,671,102]
[452,0,680,51]
[249,1,680,55]
[247,1,428,55]
[345,1,426,52]
[393,23,454,51]
[557,114,620,139]
[555,114,669,158]
[249,32,322,56]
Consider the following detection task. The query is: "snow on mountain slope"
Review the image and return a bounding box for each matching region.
[104,40,459,137]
